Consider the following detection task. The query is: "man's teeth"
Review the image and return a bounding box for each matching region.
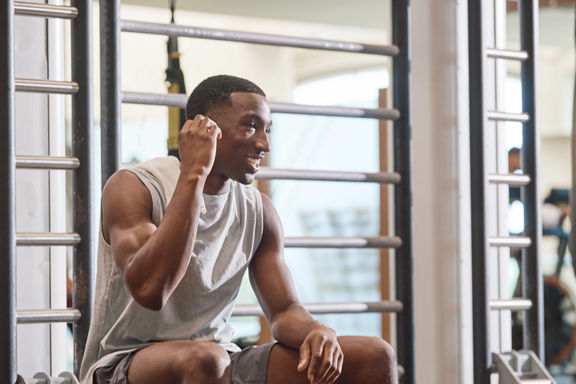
[247,157,260,167]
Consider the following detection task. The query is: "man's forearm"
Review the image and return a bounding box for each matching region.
[124,173,205,310]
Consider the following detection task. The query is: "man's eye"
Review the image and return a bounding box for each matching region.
[265,128,272,135]
[247,122,256,130]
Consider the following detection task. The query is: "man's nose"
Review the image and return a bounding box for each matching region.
[255,131,271,153]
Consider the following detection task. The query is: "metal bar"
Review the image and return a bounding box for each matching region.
[121,20,400,56]
[16,232,81,246]
[255,168,401,183]
[486,48,529,61]
[71,0,94,375]
[487,110,530,122]
[270,102,400,120]
[232,301,403,316]
[284,236,402,248]
[487,173,531,186]
[16,155,80,170]
[468,0,491,381]
[16,309,81,324]
[393,0,414,383]
[15,78,79,94]
[489,299,532,311]
[0,1,16,382]
[488,236,531,248]
[100,0,121,186]
[121,91,399,120]
[520,0,543,359]
[14,2,78,19]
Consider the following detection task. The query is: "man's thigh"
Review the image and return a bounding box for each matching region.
[266,336,397,384]
[127,340,231,384]
[94,341,275,384]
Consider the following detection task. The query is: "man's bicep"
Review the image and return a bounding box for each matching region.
[101,171,157,272]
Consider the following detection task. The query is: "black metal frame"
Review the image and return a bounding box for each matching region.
[0,2,16,383]
[468,0,491,381]
[392,0,414,382]
[100,0,121,187]
[469,0,542,382]
[71,0,94,375]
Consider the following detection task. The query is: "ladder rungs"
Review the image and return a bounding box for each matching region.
[233,301,403,316]
[14,2,78,19]
[121,91,398,120]
[284,236,402,248]
[16,233,81,246]
[16,155,80,170]
[490,299,532,311]
[15,78,79,94]
[271,102,400,120]
[256,168,401,184]
[121,20,400,56]
[17,309,81,324]
[488,173,530,186]
[487,111,530,123]
[489,236,531,248]
[486,48,529,61]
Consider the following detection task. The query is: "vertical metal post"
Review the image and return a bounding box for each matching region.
[100,0,121,186]
[519,0,543,359]
[468,0,491,382]
[0,1,16,383]
[71,0,94,376]
[392,0,414,382]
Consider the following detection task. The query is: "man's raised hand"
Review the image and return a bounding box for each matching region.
[178,115,222,177]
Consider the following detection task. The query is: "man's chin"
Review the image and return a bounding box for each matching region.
[233,173,257,185]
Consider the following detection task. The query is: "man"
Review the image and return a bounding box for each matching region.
[80,75,397,384]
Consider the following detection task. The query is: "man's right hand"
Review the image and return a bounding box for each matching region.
[178,115,222,177]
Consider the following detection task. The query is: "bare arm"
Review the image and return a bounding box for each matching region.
[250,194,343,384]
[103,115,220,310]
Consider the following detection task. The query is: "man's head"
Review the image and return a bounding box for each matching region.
[186,75,266,120]
[186,75,272,189]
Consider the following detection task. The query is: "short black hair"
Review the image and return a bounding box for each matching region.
[185,75,266,120]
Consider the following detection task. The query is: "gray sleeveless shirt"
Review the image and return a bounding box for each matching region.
[80,157,264,383]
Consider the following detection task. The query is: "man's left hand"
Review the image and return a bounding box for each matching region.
[297,326,343,384]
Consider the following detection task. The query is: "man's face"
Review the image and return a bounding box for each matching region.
[207,92,272,185]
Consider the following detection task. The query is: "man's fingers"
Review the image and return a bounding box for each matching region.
[297,343,310,372]
[307,338,327,383]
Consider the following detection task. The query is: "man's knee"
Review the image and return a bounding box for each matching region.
[366,337,396,365]
[175,342,231,380]
[361,337,398,382]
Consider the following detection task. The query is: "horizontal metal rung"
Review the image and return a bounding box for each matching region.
[16,155,80,170]
[121,92,396,120]
[15,2,78,19]
[486,48,529,61]
[16,232,81,246]
[487,111,530,123]
[271,102,400,120]
[121,20,399,56]
[490,299,532,311]
[489,236,531,248]
[285,236,402,248]
[256,167,401,183]
[488,173,531,186]
[233,301,403,316]
[17,308,81,324]
[16,78,79,94]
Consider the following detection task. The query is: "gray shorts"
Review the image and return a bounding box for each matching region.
[92,343,275,384]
